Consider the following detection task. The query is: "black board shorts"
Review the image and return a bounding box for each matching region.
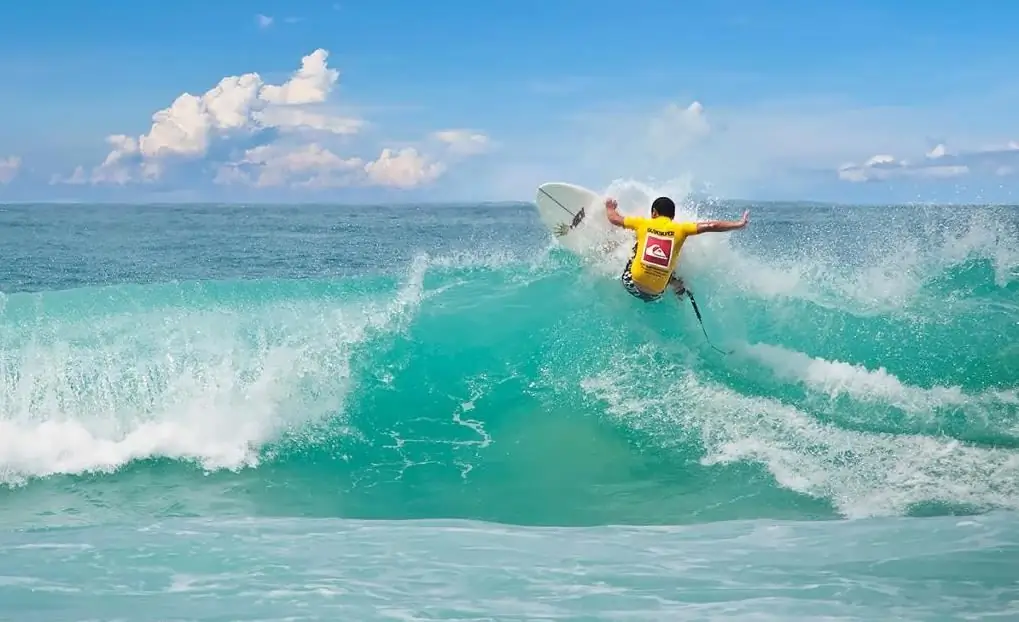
[621,258,666,302]
[620,254,686,303]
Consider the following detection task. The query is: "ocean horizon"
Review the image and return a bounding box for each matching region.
[5,196,1018,208]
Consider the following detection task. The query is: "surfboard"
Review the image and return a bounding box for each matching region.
[534,182,604,254]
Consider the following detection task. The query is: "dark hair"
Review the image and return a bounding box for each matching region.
[651,196,675,218]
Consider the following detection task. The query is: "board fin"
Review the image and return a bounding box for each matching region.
[554,207,586,237]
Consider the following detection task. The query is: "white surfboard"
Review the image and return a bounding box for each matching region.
[534,182,605,254]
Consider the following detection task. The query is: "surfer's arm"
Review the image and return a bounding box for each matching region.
[692,210,749,234]
[604,198,637,229]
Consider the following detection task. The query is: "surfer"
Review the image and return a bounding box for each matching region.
[605,196,748,302]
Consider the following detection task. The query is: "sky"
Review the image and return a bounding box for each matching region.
[2,0,1019,204]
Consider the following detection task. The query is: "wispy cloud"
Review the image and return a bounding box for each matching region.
[431,130,491,156]
[256,14,273,29]
[469,88,1019,202]
[839,142,1019,182]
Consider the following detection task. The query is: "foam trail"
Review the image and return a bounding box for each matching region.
[561,181,1019,517]
[743,342,1019,418]
[583,359,1019,518]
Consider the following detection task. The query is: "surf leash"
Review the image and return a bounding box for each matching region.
[685,290,733,355]
[538,187,576,217]
[538,187,586,236]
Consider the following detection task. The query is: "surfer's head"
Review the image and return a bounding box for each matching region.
[650,197,675,219]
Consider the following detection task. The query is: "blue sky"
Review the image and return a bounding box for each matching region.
[2,0,1019,204]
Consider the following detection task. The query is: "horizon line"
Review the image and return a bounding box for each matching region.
[3,197,1017,208]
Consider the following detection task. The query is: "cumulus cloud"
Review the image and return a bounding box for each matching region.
[61,133,170,185]
[63,49,343,181]
[365,148,446,187]
[54,49,485,191]
[0,156,22,184]
[258,50,338,106]
[838,141,1019,182]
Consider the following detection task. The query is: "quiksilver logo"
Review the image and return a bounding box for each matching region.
[647,244,668,260]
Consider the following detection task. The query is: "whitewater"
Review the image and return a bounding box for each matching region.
[1,182,1018,620]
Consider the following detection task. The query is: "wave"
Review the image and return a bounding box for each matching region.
[1,189,1017,526]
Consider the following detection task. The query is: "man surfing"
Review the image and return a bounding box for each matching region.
[604,196,749,303]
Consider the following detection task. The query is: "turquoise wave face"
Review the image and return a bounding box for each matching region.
[1,200,1017,528]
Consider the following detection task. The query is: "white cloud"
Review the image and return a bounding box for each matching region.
[53,49,482,191]
[257,14,273,29]
[0,156,22,184]
[215,142,362,188]
[59,50,342,183]
[523,92,1019,200]
[432,129,491,155]
[258,49,337,105]
[214,143,445,189]
[254,107,363,135]
[365,148,446,187]
[60,134,160,185]
[838,141,1019,183]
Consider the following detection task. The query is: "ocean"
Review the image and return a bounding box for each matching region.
[1,181,1018,620]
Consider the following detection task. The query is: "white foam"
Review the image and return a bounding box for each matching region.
[581,350,1019,518]
[559,179,1019,517]
[588,179,1019,318]
[935,208,1019,288]
[542,177,704,279]
[743,343,1010,411]
[0,257,431,485]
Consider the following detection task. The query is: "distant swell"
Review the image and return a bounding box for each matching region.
[2,194,1018,527]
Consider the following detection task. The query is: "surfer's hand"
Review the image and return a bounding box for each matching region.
[605,197,627,228]
[739,210,749,227]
